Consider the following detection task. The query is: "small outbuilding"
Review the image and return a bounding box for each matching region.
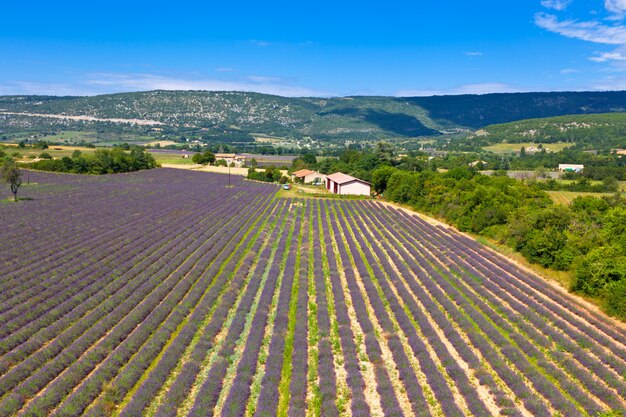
[326,172,371,196]
[558,164,584,173]
[215,153,246,167]
[292,169,327,184]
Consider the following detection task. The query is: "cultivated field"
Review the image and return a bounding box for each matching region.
[482,142,573,154]
[1,169,626,416]
[546,190,613,205]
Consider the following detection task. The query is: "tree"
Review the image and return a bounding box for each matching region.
[1,158,22,201]
[371,166,397,194]
[191,150,215,165]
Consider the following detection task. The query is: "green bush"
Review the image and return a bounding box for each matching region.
[604,280,626,319]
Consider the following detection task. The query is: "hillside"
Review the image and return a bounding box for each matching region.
[2,90,626,142]
[474,112,626,149]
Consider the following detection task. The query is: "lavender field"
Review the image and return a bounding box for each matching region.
[1,169,625,417]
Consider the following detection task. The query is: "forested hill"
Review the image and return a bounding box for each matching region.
[474,112,626,149]
[2,90,626,141]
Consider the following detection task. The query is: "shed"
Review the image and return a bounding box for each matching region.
[326,172,371,196]
[558,164,584,173]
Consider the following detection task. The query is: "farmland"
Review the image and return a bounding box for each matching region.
[1,169,626,416]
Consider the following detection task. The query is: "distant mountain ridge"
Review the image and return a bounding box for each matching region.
[2,90,626,141]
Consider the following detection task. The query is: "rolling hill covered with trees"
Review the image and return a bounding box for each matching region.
[2,90,626,142]
[469,112,626,150]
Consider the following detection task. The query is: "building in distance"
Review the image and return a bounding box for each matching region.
[292,169,327,184]
[215,153,246,167]
[558,164,584,173]
[326,172,371,196]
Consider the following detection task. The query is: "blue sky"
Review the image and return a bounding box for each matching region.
[2,0,626,97]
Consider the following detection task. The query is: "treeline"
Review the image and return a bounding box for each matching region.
[247,166,288,183]
[25,147,157,174]
[374,166,626,319]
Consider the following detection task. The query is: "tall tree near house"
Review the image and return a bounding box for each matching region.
[1,158,22,201]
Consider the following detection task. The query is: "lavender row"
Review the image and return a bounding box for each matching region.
[186,203,293,417]
[152,201,288,417]
[319,201,371,417]
[359,202,550,415]
[311,201,339,417]
[287,204,310,417]
[344,201,486,417]
[0,174,276,414]
[388,206,626,404]
[252,206,303,417]
[356,201,526,417]
[14,198,267,417]
[0,189,267,397]
[394,208,626,410]
[329,200,406,416]
[113,195,276,417]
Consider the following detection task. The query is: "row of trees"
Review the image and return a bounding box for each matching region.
[27,147,157,174]
[373,165,626,319]
[247,166,288,183]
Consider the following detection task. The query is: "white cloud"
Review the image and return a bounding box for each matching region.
[83,72,330,97]
[535,12,626,44]
[589,50,626,61]
[590,74,626,89]
[541,0,572,11]
[0,81,98,96]
[246,75,282,83]
[251,40,271,47]
[0,73,332,97]
[215,67,235,72]
[394,82,522,97]
[605,0,626,20]
[464,51,483,56]
[560,68,579,74]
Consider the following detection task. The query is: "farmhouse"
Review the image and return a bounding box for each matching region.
[215,153,246,167]
[558,164,584,173]
[292,169,327,184]
[326,172,371,196]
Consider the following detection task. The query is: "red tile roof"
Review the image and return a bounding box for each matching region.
[292,169,314,177]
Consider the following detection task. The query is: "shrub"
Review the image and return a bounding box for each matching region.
[604,280,626,319]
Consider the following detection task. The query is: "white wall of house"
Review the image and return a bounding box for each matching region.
[339,181,370,196]
[303,172,326,184]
